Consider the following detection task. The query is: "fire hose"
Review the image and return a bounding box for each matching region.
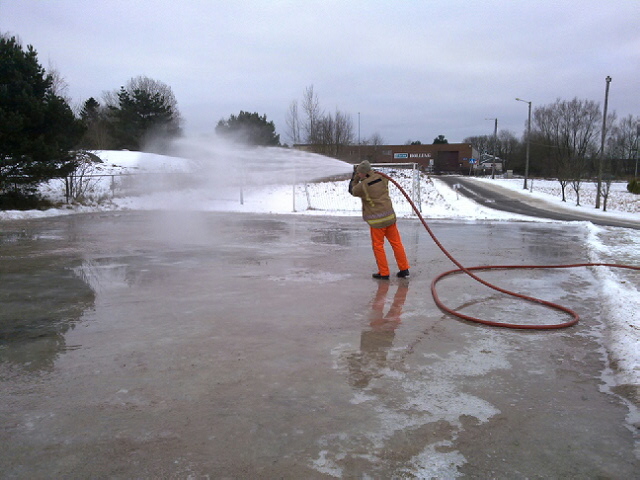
[378,171,640,330]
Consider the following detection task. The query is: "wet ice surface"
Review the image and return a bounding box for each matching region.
[0,212,638,478]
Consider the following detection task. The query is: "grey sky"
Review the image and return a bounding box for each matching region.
[2,0,638,145]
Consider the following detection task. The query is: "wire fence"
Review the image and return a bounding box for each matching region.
[6,163,425,213]
[303,164,423,214]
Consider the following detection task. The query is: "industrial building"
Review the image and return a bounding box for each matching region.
[295,143,480,174]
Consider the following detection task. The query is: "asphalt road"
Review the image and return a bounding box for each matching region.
[437,176,640,230]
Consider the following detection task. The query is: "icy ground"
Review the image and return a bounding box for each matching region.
[1,148,638,387]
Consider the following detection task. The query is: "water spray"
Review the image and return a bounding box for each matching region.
[378,171,640,330]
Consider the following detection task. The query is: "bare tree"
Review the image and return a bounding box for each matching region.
[292,85,355,158]
[496,130,519,171]
[532,98,601,203]
[607,114,640,176]
[569,156,589,206]
[317,114,334,154]
[101,89,119,110]
[595,114,637,211]
[285,100,301,145]
[65,151,102,203]
[333,109,354,155]
[47,63,71,102]
[368,133,385,146]
[301,85,323,144]
[556,155,572,202]
[464,135,492,157]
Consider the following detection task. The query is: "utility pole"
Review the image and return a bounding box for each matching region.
[492,118,497,179]
[485,118,498,179]
[596,75,612,209]
[358,112,361,160]
[516,98,532,189]
[633,123,640,178]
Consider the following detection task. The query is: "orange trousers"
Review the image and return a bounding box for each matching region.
[370,223,410,276]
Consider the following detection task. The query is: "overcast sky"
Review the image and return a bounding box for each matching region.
[2,0,638,145]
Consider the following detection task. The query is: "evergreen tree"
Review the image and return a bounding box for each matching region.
[433,135,448,144]
[104,77,181,152]
[216,111,280,146]
[0,35,84,197]
[78,97,112,149]
[108,87,180,151]
[80,97,101,123]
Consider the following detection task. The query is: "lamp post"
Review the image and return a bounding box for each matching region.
[633,123,640,178]
[596,75,612,209]
[485,118,498,179]
[358,112,361,160]
[516,98,532,189]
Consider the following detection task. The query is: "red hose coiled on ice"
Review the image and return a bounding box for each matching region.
[379,172,640,330]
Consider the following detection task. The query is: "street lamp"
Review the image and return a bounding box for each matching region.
[485,118,498,179]
[358,112,361,160]
[633,123,640,178]
[516,98,532,189]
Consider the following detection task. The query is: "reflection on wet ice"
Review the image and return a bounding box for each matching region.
[0,261,95,374]
[74,260,134,293]
[347,282,409,389]
[324,282,509,478]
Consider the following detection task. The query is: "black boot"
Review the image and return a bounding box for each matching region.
[396,269,410,278]
[372,273,390,280]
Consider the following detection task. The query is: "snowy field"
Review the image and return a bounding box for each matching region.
[475,176,639,216]
[1,148,637,222]
[1,148,638,388]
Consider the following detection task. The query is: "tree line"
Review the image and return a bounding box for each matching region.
[465,100,638,182]
[285,85,389,155]
[288,85,638,197]
[79,76,181,152]
[0,34,278,207]
[0,34,187,206]
[1,36,81,202]
[463,99,639,208]
[1,33,638,210]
